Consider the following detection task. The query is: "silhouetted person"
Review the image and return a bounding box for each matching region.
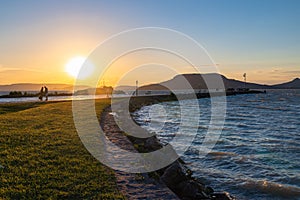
[39,87,44,101]
[44,86,48,101]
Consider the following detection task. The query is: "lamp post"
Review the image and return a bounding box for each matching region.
[136,80,138,96]
[243,73,247,88]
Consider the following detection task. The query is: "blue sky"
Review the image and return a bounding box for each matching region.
[0,0,299,84]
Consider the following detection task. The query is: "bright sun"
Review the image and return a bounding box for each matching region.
[65,56,95,80]
[65,56,86,78]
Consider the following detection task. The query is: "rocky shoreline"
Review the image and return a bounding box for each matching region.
[99,94,238,199]
[100,106,179,199]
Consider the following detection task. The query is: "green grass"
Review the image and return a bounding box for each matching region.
[0,100,124,199]
[0,102,42,114]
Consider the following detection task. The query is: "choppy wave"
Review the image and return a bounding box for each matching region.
[241,180,300,199]
[134,90,300,200]
[208,151,238,157]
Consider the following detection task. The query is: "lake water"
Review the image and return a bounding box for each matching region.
[0,95,110,103]
[134,90,300,200]
[0,92,168,104]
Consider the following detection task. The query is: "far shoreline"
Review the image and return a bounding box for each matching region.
[0,88,267,104]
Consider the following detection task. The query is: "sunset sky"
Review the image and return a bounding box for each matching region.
[0,0,299,86]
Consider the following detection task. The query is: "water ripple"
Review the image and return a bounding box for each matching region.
[134,89,300,200]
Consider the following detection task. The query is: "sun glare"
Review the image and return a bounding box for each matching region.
[65,57,86,78]
[65,56,95,80]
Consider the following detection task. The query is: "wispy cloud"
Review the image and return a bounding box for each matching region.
[0,67,20,72]
[0,66,45,73]
[281,70,300,74]
[269,68,300,75]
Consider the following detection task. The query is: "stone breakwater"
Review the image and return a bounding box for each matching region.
[98,93,243,199]
[128,90,264,112]
[100,106,178,199]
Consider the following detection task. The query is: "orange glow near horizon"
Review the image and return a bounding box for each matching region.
[0,60,298,86]
[0,46,299,86]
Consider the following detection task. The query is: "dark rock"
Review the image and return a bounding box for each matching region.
[177,157,186,164]
[176,180,202,198]
[204,186,214,195]
[144,136,162,151]
[211,192,236,200]
[160,161,188,190]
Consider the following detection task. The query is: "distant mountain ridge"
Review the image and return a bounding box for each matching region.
[114,85,136,91]
[139,73,299,90]
[0,74,299,92]
[0,83,89,92]
[272,78,300,89]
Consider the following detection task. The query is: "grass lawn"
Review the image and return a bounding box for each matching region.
[0,100,124,199]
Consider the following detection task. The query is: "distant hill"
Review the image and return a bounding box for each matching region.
[1,75,299,93]
[0,83,89,92]
[74,86,113,95]
[74,86,126,95]
[114,85,136,91]
[272,78,300,89]
[139,73,273,91]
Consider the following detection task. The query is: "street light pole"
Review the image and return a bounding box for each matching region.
[243,73,247,88]
[136,80,138,96]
